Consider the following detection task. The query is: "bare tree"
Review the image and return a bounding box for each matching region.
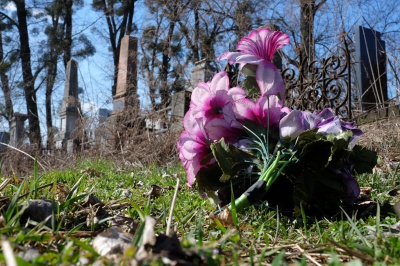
[0,21,15,128]
[14,0,42,148]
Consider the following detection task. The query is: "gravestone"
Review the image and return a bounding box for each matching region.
[169,90,191,131]
[0,132,9,150]
[355,26,388,111]
[9,113,28,147]
[98,108,111,124]
[57,59,81,150]
[112,35,139,113]
[188,59,215,91]
[170,60,215,131]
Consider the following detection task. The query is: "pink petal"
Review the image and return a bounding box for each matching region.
[234,54,263,65]
[279,110,306,139]
[203,118,239,142]
[210,71,229,92]
[256,95,284,128]
[227,87,247,101]
[218,52,243,64]
[233,98,256,122]
[257,28,290,61]
[237,28,289,62]
[190,84,211,108]
[256,61,285,99]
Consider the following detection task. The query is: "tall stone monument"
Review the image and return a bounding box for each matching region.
[355,26,388,111]
[57,59,81,147]
[9,113,28,147]
[112,35,139,113]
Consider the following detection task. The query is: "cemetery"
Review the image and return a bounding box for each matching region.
[4,27,392,155]
[1,1,400,263]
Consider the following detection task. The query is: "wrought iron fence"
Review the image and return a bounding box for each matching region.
[282,37,353,119]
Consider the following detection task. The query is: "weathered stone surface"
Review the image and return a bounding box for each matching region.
[20,199,58,228]
[9,113,28,147]
[58,60,81,146]
[112,35,139,113]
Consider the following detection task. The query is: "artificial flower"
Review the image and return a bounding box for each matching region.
[178,110,213,186]
[233,95,289,130]
[280,108,363,147]
[219,28,289,99]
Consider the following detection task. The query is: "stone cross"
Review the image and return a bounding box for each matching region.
[9,113,28,147]
[58,59,81,146]
[112,35,139,113]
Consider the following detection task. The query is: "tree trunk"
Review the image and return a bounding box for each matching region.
[160,3,179,107]
[14,0,42,149]
[63,0,73,68]
[300,0,316,63]
[0,31,14,128]
[299,0,326,77]
[46,58,57,150]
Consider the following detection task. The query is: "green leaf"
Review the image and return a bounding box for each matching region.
[292,129,320,151]
[298,139,332,171]
[241,75,259,99]
[196,162,224,192]
[325,130,353,143]
[349,145,378,174]
[329,138,351,168]
[70,236,100,257]
[210,138,256,182]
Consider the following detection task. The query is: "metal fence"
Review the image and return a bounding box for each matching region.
[282,37,353,119]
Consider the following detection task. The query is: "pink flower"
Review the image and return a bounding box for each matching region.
[279,108,363,148]
[189,71,246,142]
[233,95,290,129]
[178,110,213,186]
[178,71,248,185]
[219,28,289,99]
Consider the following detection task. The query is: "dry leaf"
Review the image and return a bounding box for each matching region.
[80,168,102,177]
[209,207,234,228]
[92,227,133,256]
[135,216,157,261]
[143,185,163,198]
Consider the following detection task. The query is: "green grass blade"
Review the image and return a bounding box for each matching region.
[230,181,239,230]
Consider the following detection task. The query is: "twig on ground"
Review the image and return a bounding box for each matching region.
[294,244,323,266]
[166,175,180,236]
[328,238,375,263]
[2,238,17,266]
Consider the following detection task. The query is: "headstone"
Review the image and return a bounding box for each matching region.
[9,113,28,147]
[170,60,215,131]
[98,108,111,123]
[112,35,139,113]
[188,59,215,91]
[66,139,74,154]
[0,132,9,150]
[57,59,81,148]
[355,26,388,111]
[170,90,191,120]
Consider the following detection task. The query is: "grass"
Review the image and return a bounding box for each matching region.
[0,157,400,265]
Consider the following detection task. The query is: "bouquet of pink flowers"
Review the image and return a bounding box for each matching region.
[177,28,377,216]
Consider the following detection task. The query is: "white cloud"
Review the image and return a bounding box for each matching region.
[4,2,16,11]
